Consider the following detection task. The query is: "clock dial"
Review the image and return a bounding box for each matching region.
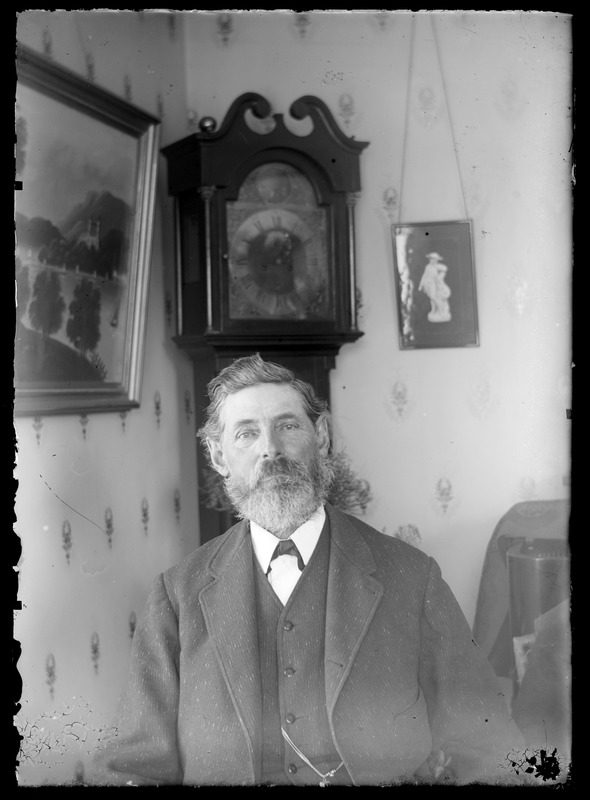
[227,163,331,321]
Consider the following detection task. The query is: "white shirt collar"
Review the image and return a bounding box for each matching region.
[250,505,326,574]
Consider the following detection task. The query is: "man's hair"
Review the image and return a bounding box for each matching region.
[197,353,329,444]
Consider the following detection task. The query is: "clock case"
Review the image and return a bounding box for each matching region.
[162,94,368,542]
[162,93,368,362]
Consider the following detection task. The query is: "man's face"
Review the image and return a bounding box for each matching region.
[207,382,331,536]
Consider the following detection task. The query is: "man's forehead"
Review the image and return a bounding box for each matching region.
[222,383,307,425]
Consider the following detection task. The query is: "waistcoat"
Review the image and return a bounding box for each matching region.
[254,523,352,786]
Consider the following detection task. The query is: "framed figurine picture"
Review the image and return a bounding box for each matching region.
[391,220,479,350]
[14,44,160,416]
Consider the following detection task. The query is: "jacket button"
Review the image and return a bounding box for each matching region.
[285,713,296,724]
[288,763,297,774]
[283,620,293,631]
[284,667,295,677]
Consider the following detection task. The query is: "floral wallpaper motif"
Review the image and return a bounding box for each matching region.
[104,508,114,549]
[62,520,72,564]
[385,374,414,424]
[518,476,538,501]
[292,12,313,39]
[33,416,43,446]
[467,373,494,421]
[434,477,455,516]
[495,77,525,121]
[141,498,150,534]
[393,523,422,548]
[372,12,394,31]
[174,489,181,523]
[215,12,235,47]
[504,271,534,316]
[154,391,162,428]
[165,290,173,327]
[119,411,128,433]
[73,761,85,785]
[465,165,491,218]
[41,28,52,57]
[390,378,410,421]
[337,93,356,131]
[123,73,132,102]
[90,633,100,675]
[84,51,95,82]
[167,11,176,41]
[80,414,89,440]
[186,108,199,132]
[184,390,193,425]
[413,84,443,128]
[381,186,398,222]
[45,654,56,699]
[129,612,137,640]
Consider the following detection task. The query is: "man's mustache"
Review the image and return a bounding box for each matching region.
[254,456,309,485]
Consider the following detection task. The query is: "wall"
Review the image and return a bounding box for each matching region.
[14,10,199,787]
[181,9,571,616]
[13,10,571,787]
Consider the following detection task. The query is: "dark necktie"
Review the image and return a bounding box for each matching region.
[267,539,305,573]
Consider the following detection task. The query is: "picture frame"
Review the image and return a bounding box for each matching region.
[14,43,160,416]
[391,220,479,350]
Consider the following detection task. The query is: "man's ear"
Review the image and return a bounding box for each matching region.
[207,438,229,477]
[315,414,331,457]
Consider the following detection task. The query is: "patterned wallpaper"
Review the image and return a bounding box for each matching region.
[14,10,571,787]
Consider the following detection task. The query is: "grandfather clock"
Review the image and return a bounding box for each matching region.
[162,93,368,541]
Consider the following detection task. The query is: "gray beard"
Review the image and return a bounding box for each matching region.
[224,453,334,538]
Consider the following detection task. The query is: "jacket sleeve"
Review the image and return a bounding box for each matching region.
[94,573,184,786]
[417,557,524,784]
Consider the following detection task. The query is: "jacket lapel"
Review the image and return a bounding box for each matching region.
[324,505,384,715]
[198,521,262,780]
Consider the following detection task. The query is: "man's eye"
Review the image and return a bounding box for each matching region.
[236,430,255,440]
[281,423,298,431]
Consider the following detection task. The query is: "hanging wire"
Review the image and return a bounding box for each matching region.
[431,14,469,220]
[397,13,416,225]
[398,14,469,223]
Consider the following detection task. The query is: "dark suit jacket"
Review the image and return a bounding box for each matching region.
[98,504,520,786]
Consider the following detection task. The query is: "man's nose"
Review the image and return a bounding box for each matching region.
[259,427,281,459]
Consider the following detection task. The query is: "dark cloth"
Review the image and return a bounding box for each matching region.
[97,504,523,786]
[267,538,305,573]
[511,600,571,761]
[256,521,351,785]
[472,499,570,677]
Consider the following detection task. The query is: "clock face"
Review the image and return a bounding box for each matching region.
[226,163,331,321]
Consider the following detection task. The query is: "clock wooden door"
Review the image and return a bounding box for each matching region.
[162,93,369,541]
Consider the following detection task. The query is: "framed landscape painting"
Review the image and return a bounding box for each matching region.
[391,220,479,350]
[14,44,160,416]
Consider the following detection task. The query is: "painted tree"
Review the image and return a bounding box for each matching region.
[15,258,31,323]
[66,278,102,357]
[28,270,66,340]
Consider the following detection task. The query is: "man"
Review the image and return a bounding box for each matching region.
[98,354,522,786]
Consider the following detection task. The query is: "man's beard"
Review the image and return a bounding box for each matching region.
[224,451,335,537]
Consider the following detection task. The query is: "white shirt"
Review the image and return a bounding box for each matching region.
[250,506,326,603]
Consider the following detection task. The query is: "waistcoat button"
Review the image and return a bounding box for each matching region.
[288,763,297,774]
[285,713,296,724]
[283,620,293,631]
[284,667,295,677]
